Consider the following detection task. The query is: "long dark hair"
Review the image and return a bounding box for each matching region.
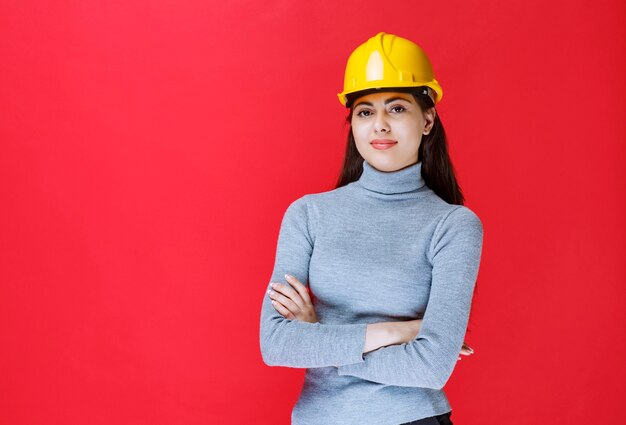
[335,87,465,206]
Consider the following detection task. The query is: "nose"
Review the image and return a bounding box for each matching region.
[374,113,390,133]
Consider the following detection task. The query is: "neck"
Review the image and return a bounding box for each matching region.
[357,160,426,195]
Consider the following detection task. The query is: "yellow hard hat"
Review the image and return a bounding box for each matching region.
[337,32,443,107]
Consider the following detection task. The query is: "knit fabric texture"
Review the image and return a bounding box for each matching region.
[259,159,484,425]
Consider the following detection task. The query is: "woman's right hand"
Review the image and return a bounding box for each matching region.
[395,319,474,359]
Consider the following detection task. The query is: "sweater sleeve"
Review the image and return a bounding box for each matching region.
[259,196,368,368]
[336,206,484,389]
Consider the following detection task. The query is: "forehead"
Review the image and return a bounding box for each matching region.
[352,91,415,107]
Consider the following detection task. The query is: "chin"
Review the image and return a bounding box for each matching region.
[365,157,403,172]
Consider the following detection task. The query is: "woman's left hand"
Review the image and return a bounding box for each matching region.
[267,274,318,323]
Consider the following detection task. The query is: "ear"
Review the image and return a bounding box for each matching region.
[422,107,437,135]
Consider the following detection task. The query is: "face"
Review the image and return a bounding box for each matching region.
[351,91,436,172]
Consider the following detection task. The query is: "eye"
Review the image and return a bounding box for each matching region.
[355,109,372,117]
[390,105,406,113]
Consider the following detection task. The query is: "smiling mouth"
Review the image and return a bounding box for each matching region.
[370,140,397,144]
[370,140,397,150]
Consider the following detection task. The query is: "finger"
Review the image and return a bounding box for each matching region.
[461,342,474,354]
[268,287,301,314]
[461,342,474,356]
[285,274,313,305]
[270,299,295,319]
[271,280,306,311]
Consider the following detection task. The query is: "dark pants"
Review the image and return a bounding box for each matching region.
[399,410,453,425]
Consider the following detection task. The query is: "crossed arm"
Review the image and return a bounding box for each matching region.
[267,274,473,361]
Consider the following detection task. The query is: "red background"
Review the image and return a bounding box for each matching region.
[1,1,625,424]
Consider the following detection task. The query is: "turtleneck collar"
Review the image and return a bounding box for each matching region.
[356,160,426,195]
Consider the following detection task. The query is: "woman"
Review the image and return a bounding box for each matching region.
[259,32,484,425]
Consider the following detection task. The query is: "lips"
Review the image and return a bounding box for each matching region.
[370,139,398,150]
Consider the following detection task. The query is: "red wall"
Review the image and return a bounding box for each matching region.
[1,1,624,423]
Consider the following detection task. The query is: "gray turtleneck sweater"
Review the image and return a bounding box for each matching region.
[259,159,484,425]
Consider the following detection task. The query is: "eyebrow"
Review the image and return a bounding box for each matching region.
[353,96,412,108]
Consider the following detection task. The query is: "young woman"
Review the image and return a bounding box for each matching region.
[259,32,484,425]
